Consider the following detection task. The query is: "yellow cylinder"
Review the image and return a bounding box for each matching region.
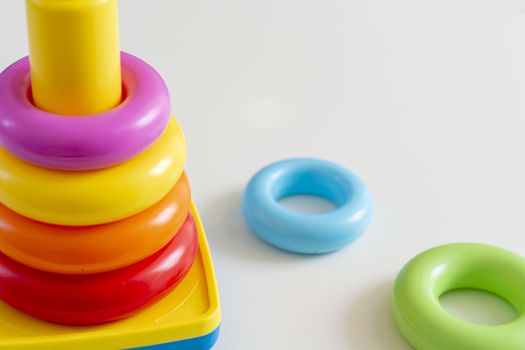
[26,0,122,115]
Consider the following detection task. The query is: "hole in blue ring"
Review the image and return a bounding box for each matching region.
[270,166,351,213]
[279,195,337,214]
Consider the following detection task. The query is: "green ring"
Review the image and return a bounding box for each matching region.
[392,243,525,350]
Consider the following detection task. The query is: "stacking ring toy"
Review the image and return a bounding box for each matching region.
[0,52,170,170]
[0,173,191,274]
[392,243,525,350]
[242,158,373,254]
[0,214,198,325]
[0,117,186,226]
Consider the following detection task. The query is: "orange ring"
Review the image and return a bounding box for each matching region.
[0,173,191,274]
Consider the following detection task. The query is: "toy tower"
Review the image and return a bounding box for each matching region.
[0,1,220,349]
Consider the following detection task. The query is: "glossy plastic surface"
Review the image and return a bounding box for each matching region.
[26,0,121,115]
[0,214,198,325]
[0,117,186,226]
[392,243,525,350]
[242,158,373,254]
[0,203,221,349]
[0,53,171,170]
[0,173,190,274]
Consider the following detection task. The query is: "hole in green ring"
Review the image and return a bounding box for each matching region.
[440,288,518,326]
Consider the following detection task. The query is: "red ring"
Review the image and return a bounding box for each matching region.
[0,214,198,325]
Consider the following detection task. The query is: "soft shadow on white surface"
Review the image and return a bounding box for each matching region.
[200,189,313,262]
[347,282,413,350]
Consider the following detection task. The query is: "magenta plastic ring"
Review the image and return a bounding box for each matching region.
[0,52,171,170]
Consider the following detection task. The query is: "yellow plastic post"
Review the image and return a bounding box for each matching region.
[26,0,122,115]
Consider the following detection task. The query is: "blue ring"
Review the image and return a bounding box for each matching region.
[242,158,373,254]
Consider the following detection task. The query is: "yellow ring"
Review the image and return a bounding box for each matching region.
[0,117,186,226]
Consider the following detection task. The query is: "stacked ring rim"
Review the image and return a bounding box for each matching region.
[0,173,191,274]
[0,214,199,325]
[0,52,171,171]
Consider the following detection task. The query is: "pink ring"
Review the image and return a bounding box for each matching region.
[0,52,171,170]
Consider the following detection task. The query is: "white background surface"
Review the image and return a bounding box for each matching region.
[2,1,525,349]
